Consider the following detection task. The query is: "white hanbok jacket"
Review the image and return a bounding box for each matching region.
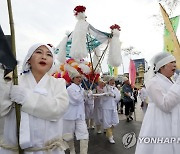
[102,85,121,110]
[101,85,120,128]
[63,83,85,121]
[0,72,69,154]
[84,91,94,119]
[93,86,104,125]
[135,73,180,154]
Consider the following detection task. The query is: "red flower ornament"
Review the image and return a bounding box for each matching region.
[110,24,121,31]
[74,5,86,16]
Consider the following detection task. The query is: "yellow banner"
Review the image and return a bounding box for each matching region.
[160,3,180,69]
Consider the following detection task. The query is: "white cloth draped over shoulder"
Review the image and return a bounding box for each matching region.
[0,71,69,154]
[135,73,180,154]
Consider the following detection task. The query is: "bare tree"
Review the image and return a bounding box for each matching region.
[122,46,141,56]
[153,0,180,28]
[159,0,180,15]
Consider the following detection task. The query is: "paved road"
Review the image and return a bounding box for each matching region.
[0,117,4,138]
[69,120,142,154]
[66,99,144,154]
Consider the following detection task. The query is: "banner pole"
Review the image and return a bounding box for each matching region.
[7,0,23,153]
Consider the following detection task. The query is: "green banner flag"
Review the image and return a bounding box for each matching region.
[108,64,113,76]
[164,16,179,53]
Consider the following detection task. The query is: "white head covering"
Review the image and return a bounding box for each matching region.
[122,76,129,83]
[152,52,176,72]
[98,79,105,83]
[144,52,176,84]
[64,64,81,80]
[68,71,81,79]
[22,43,55,73]
[103,75,115,83]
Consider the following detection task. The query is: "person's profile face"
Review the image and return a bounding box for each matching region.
[160,61,176,78]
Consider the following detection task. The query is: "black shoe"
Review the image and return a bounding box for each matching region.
[126,118,130,122]
[121,110,123,114]
[129,116,133,120]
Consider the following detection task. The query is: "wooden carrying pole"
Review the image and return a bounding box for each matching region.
[7,0,23,153]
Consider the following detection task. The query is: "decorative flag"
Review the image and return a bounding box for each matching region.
[113,67,118,77]
[0,25,17,74]
[55,24,111,59]
[160,3,180,70]
[129,59,136,87]
[108,64,113,76]
[164,16,179,53]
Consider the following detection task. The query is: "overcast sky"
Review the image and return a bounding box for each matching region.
[0,0,180,74]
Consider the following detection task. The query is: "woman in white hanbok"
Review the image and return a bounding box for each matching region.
[93,80,105,134]
[63,71,89,154]
[84,90,95,129]
[0,43,69,154]
[135,52,180,154]
[139,85,148,114]
[101,76,120,144]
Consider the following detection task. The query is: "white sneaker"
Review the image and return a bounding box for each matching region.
[109,137,115,144]
[97,130,102,134]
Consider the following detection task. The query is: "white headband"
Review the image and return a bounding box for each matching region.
[155,54,176,72]
[22,43,54,73]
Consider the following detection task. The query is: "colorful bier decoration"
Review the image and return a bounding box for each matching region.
[54,5,123,85]
[53,58,100,84]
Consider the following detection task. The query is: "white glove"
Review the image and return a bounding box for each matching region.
[130,96,135,100]
[87,90,93,97]
[106,92,115,97]
[10,85,28,105]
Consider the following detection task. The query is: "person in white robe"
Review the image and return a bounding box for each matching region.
[84,89,95,129]
[0,43,69,154]
[63,72,89,154]
[139,85,148,114]
[101,75,121,144]
[135,52,180,154]
[93,80,105,134]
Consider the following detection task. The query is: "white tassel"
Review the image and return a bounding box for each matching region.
[108,29,122,67]
[56,32,70,63]
[70,12,89,60]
